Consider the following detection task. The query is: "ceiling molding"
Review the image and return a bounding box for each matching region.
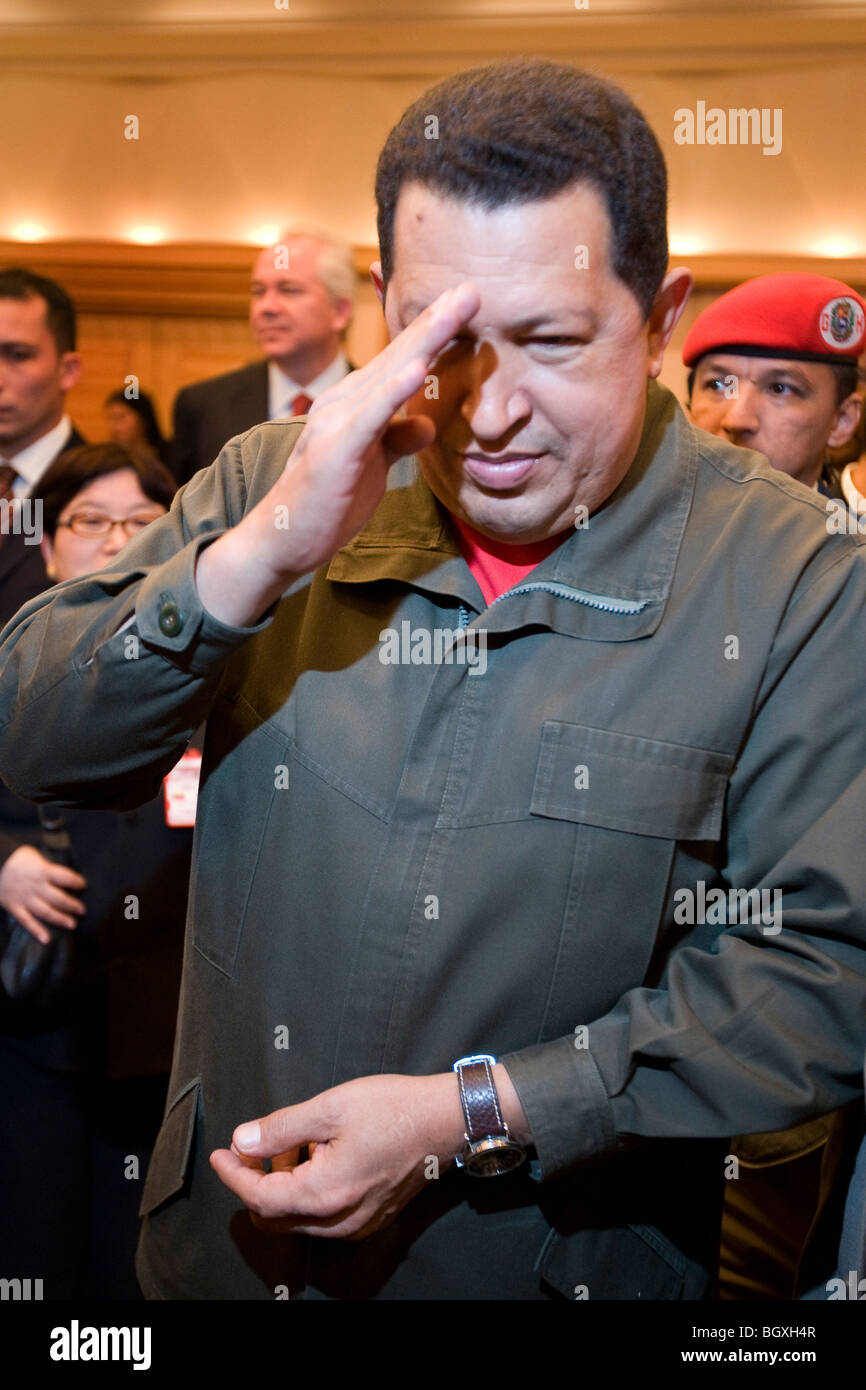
[2,16,866,79]
[0,239,378,317]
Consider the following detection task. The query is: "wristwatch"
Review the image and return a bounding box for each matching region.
[452,1053,526,1176]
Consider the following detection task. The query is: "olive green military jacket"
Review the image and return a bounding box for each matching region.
[1,382,865,1300]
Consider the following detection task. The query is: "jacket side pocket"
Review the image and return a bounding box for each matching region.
[537,1221,711,1301]
[139,1076,201,1218]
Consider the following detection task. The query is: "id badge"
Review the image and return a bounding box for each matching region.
[163,748,202,827]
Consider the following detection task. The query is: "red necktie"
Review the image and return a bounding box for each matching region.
[0,464,16,548]
[290,393,313,417]
[0,464,16,502]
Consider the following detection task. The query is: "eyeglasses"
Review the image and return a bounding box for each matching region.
[56,511,164,538]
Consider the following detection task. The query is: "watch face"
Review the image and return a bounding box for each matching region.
[465,1138,526,1177]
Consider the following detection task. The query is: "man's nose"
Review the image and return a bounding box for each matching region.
[460,345,531,441]
[253,288,282,316]
[719,383,760,436]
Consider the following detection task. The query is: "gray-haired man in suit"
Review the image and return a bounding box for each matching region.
[170,228,356,486]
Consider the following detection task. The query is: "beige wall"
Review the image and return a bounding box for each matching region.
[2,18,865,434]
[2,60,864,257]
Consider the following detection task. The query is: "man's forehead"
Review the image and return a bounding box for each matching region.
[0,294,51,340]
[391,180,612,270]
[252,238,321,277]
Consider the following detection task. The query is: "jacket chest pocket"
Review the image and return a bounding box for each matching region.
[529,721,733,1033]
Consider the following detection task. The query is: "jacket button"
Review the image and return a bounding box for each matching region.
[158,594,183,637]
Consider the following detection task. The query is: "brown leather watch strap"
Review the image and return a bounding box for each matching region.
[457,1058,505,1141]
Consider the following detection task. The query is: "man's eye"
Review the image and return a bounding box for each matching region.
[700,378,727,393]
[525,337,580,352]
[768,382,799,397]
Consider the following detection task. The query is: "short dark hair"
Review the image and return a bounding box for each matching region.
[375,60,668,320]
[37,442,176,539]
[687,359,860,408]
[0,267,77,354]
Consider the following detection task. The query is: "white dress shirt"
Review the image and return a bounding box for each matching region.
[267,353,350,420]
[841,462,866,517]
[1,416,74,498]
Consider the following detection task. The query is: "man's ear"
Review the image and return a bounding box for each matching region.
[827,391,863,450]
[370,260,384,307]
[58,352,83,393]
[330,297,354,336]
[646,268,693,380]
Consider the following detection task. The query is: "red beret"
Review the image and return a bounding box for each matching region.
[682,273,866,368]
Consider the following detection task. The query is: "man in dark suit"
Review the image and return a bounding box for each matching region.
[0,268,85,629]
[171,227,356,486]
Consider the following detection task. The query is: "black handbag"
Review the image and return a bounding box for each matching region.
[0,806,79,1010]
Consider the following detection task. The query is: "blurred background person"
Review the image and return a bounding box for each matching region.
[170,225,356,485]
[104,388,172,471]
[683,273,864,497]
[0,268,85,628]
[0,443,198,1300]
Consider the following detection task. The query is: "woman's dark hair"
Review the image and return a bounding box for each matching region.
[375,59,668,320]
[38,442,176,539]
[105,388,171,465]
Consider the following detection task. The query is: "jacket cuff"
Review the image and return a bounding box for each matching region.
[134,531,278,672]
[501,1035,617,1180]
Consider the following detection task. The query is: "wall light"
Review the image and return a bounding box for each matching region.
[11,222,48,242]
[248,225,281,246]
[813,236,861,259]
[128,225,166,245]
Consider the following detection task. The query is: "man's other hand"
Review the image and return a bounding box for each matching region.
[0,845,86,944]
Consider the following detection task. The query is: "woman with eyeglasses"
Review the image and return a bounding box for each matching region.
[39,440,173,583]
[0,443,196,1300]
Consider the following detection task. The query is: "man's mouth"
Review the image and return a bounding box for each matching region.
[459,452,542,490]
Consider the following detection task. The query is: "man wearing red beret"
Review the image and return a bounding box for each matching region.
[684,273,866,1298]
[683,273,864,501]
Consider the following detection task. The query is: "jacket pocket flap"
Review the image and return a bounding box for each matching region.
[139,1076,200,1218]
[531,721,733,840]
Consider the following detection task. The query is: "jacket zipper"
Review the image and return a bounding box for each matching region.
[491,580,647,616]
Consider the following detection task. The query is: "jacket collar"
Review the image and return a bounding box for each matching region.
[326,381,698,642]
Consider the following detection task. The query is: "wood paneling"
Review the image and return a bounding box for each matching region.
[0,240,387,441]
[2,239,862,439]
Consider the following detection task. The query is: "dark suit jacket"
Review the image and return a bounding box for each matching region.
[170,357,355,487]
[0,760,195,1080]
[0,426,86,632]
[171,361,268,488]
